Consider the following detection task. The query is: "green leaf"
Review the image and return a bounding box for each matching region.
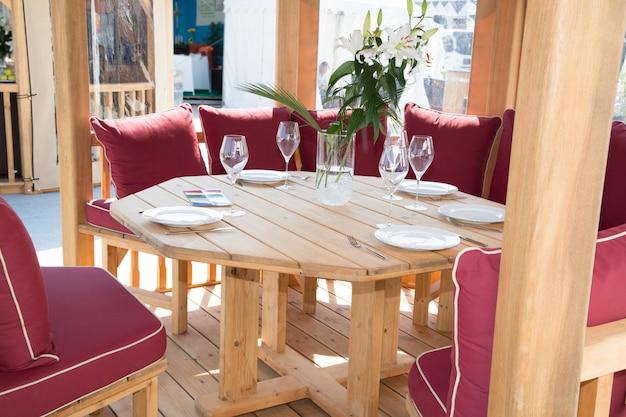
[237,83,322,132]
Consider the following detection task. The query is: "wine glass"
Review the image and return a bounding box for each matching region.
[219,134,249,217]
[405,135,435,211]
[276,121,301,190]
[381,129,408,201]
[377,142,409,228]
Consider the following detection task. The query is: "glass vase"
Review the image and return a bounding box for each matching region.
[315,131,356,206]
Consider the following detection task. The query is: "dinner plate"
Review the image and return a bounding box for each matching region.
[438,203,506,224]
[142,206,223,227]
[239,169,288,184]
[398,180,459,196]
[374,225,461,251]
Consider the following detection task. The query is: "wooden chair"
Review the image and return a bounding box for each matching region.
[79,104,215,334]
[0,197,167,416]
[406,223,626,417]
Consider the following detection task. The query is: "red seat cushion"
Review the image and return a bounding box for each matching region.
[599,121,626,231]
[293,109,387,176]
[404,103,502,196]
[85,198,135,235]
[487,108,515,204]
[0,197,58,372]
[0,267,166,416]
[407,346,451,417]
[441,223,626,417]
[198,106,293,175]
[90,103,208,198]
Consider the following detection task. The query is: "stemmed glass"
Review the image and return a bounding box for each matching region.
[276,121,301,190]
[405,135,435,211]
[377,140,409,228]
[381,129,408,201]
[219,134,249,217]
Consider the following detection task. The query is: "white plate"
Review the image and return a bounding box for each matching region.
[438,204,506,224]
[239,169,288,184]
[374,225,461,251]
[142,206,223,227]
[398,180,459,196]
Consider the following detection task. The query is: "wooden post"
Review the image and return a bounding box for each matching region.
[275,0,319,108]
[50,0,94,266]
[488,1,626,416]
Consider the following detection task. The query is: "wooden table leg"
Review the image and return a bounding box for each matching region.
[219,266,260,401]
[382,277,402,366]
[261,271,288,352]
[348,280,386,417]
[171,259,189,335]
[412,272,432,326]
[436,269,453,332]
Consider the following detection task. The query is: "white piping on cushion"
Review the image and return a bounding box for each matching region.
[414,345,451,415]
[448,246,502,417]
[0,249,60,366]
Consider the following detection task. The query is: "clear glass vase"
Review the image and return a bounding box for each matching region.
[315,131,356,206]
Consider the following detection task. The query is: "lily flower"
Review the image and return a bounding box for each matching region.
[379,23,423,63]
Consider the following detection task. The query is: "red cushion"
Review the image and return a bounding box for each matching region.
[294,109,387,176]
[198,106,293,175]
[403,103,502,196]
[85,198,135,235]
[90,103,208,198]
[407,346,451,417]
[599,121,626,231]
[445,223,626,417]
[0,197,58,372]
[0,267,166,416]
[487,109,515,204]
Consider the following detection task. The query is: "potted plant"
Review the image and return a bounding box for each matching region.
[0,19,14,81]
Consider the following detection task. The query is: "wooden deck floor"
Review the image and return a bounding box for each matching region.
[82,258,452,417]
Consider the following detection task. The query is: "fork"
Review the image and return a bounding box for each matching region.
[347,235,388,260]
[447,216,502,233]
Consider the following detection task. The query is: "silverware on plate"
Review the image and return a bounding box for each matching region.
[447,216,502,232]
[165,226,235,235]
[457,234,487,247]
[347,235,388,260]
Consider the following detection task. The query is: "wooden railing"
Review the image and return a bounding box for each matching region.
[89,82,154,119]
[0,82,20,190]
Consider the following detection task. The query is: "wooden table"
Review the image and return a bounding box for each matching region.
[110,174,504,417]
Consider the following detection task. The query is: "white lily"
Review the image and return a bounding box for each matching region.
[336,29,365,56]
[379,23,423,63]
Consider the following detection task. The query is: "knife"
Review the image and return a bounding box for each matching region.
[458,235,487,247]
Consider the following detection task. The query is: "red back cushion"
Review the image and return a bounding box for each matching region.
[293,109,387,176]
[447,223,626,417]
[487,109,515,204]
[198,106,293,175]
[0,197,58,371]
[404,103,502,196]
[599,121,626,231]
[90,104,208,198]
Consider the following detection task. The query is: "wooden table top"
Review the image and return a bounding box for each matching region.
[111,174,504,282]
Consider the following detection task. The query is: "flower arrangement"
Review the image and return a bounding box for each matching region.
[240,0,437,140]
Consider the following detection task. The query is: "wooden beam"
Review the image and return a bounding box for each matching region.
[50,0,94,266]
[488,1,626,416]
[275,0,319,108]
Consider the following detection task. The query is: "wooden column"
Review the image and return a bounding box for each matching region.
[50,0,94,266]
[275,0,319,108]
[488,1,626,416]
